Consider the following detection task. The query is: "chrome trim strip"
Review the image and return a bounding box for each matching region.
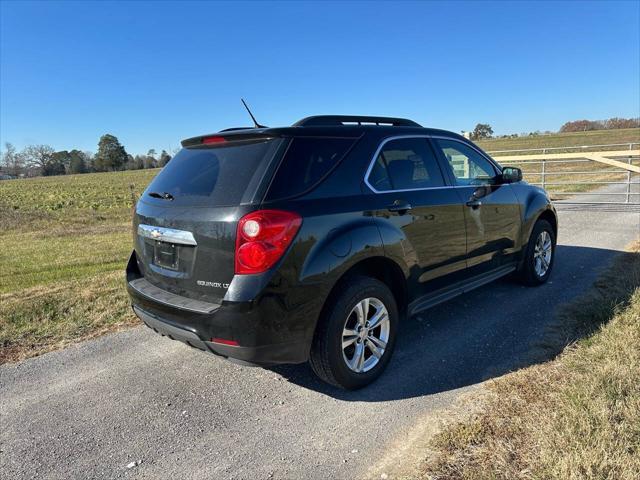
[363,134,502,194]
[138,224,197,246]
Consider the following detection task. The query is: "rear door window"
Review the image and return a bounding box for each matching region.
[367,138,445,192]
[266,137,356,200]
[145,139,282,206]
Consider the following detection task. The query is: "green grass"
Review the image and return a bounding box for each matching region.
[1,229,132,293]
[0,169,158,362]
[0,169,158,230]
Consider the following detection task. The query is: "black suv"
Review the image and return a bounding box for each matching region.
[127,115,557,389]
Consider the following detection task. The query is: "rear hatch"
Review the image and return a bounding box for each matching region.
[133,135,285,303]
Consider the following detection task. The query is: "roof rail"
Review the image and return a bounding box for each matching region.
[293,115,421,127]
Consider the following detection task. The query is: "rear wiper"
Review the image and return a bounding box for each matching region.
[148,191,174,201]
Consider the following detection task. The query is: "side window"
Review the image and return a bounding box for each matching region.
[368,155,393,191]
[266,137,356,200]
[435,139,499,186]
[367,138,445,192]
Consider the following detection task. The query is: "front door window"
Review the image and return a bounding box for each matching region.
[435,139,499,186]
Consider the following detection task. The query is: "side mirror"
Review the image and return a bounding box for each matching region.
[501,166,522,184]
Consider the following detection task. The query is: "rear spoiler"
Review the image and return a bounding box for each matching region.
[181,130,277,148]
[181,126,364,147]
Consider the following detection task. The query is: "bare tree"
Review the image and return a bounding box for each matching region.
[1,143,25,177]
[23,144,55,174]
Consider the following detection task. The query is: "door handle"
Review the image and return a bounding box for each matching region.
[387,201,412,214]
[466,199,482,208]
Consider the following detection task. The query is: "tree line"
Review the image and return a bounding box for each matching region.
[0,133,172,178]
[559,117,640,133]
[3,116,638,177]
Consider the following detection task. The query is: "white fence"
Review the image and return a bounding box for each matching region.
[488,143,639,205]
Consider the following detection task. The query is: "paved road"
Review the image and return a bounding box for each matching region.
[2,191,638,480]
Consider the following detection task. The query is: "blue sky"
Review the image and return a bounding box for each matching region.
[1,0,639,155]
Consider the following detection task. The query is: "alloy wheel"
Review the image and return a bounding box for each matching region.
[534,230,552,277]
[341,297,390,373]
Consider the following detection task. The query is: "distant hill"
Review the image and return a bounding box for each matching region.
[476,128,640,155]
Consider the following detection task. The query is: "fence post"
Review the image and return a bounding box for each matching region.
[627,143,632,204]
[541,149,546,190]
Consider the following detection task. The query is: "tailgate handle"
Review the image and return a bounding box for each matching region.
[138,224,197,246]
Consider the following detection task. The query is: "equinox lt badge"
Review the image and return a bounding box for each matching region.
[197,280,229,289]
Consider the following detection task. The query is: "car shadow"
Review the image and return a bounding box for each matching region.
[269,245,633,401]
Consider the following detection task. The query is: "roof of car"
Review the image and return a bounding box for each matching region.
[181,115,467,147]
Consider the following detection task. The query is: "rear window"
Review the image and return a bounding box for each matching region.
[144,139,281,206]
[265,137,356,200]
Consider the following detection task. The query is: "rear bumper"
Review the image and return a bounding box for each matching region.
[126,253,310,366]
[134,305,307,366]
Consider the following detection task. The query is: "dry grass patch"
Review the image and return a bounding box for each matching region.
[0,271,138,364]
[422,243,640,480]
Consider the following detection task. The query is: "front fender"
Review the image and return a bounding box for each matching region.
[511,183,557,246]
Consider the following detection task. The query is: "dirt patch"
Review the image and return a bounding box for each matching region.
[364,387,489,480]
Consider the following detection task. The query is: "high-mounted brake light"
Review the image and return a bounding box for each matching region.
[235,210,302,275]
[202,136,226,145]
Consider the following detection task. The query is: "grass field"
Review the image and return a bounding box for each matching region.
[0,169,158,362]
[421,242,640,479]
[476,127,640,154]
[1,127,638,363]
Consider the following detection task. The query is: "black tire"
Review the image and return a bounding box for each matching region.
[309,276,399,390]
[516,219,556,286]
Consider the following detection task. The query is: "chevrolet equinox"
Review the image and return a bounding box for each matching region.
[126,115,557,389]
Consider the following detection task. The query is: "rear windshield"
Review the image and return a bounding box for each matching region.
[144,139,281,206]
[265,137,356,200]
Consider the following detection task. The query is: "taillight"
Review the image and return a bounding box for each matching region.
[235,210,302,274]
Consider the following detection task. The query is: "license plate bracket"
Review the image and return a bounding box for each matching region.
[153,241,179,271]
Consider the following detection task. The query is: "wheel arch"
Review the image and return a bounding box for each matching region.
[518,186,558,246]
[316,256,409,332]
[537,208,558,239]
